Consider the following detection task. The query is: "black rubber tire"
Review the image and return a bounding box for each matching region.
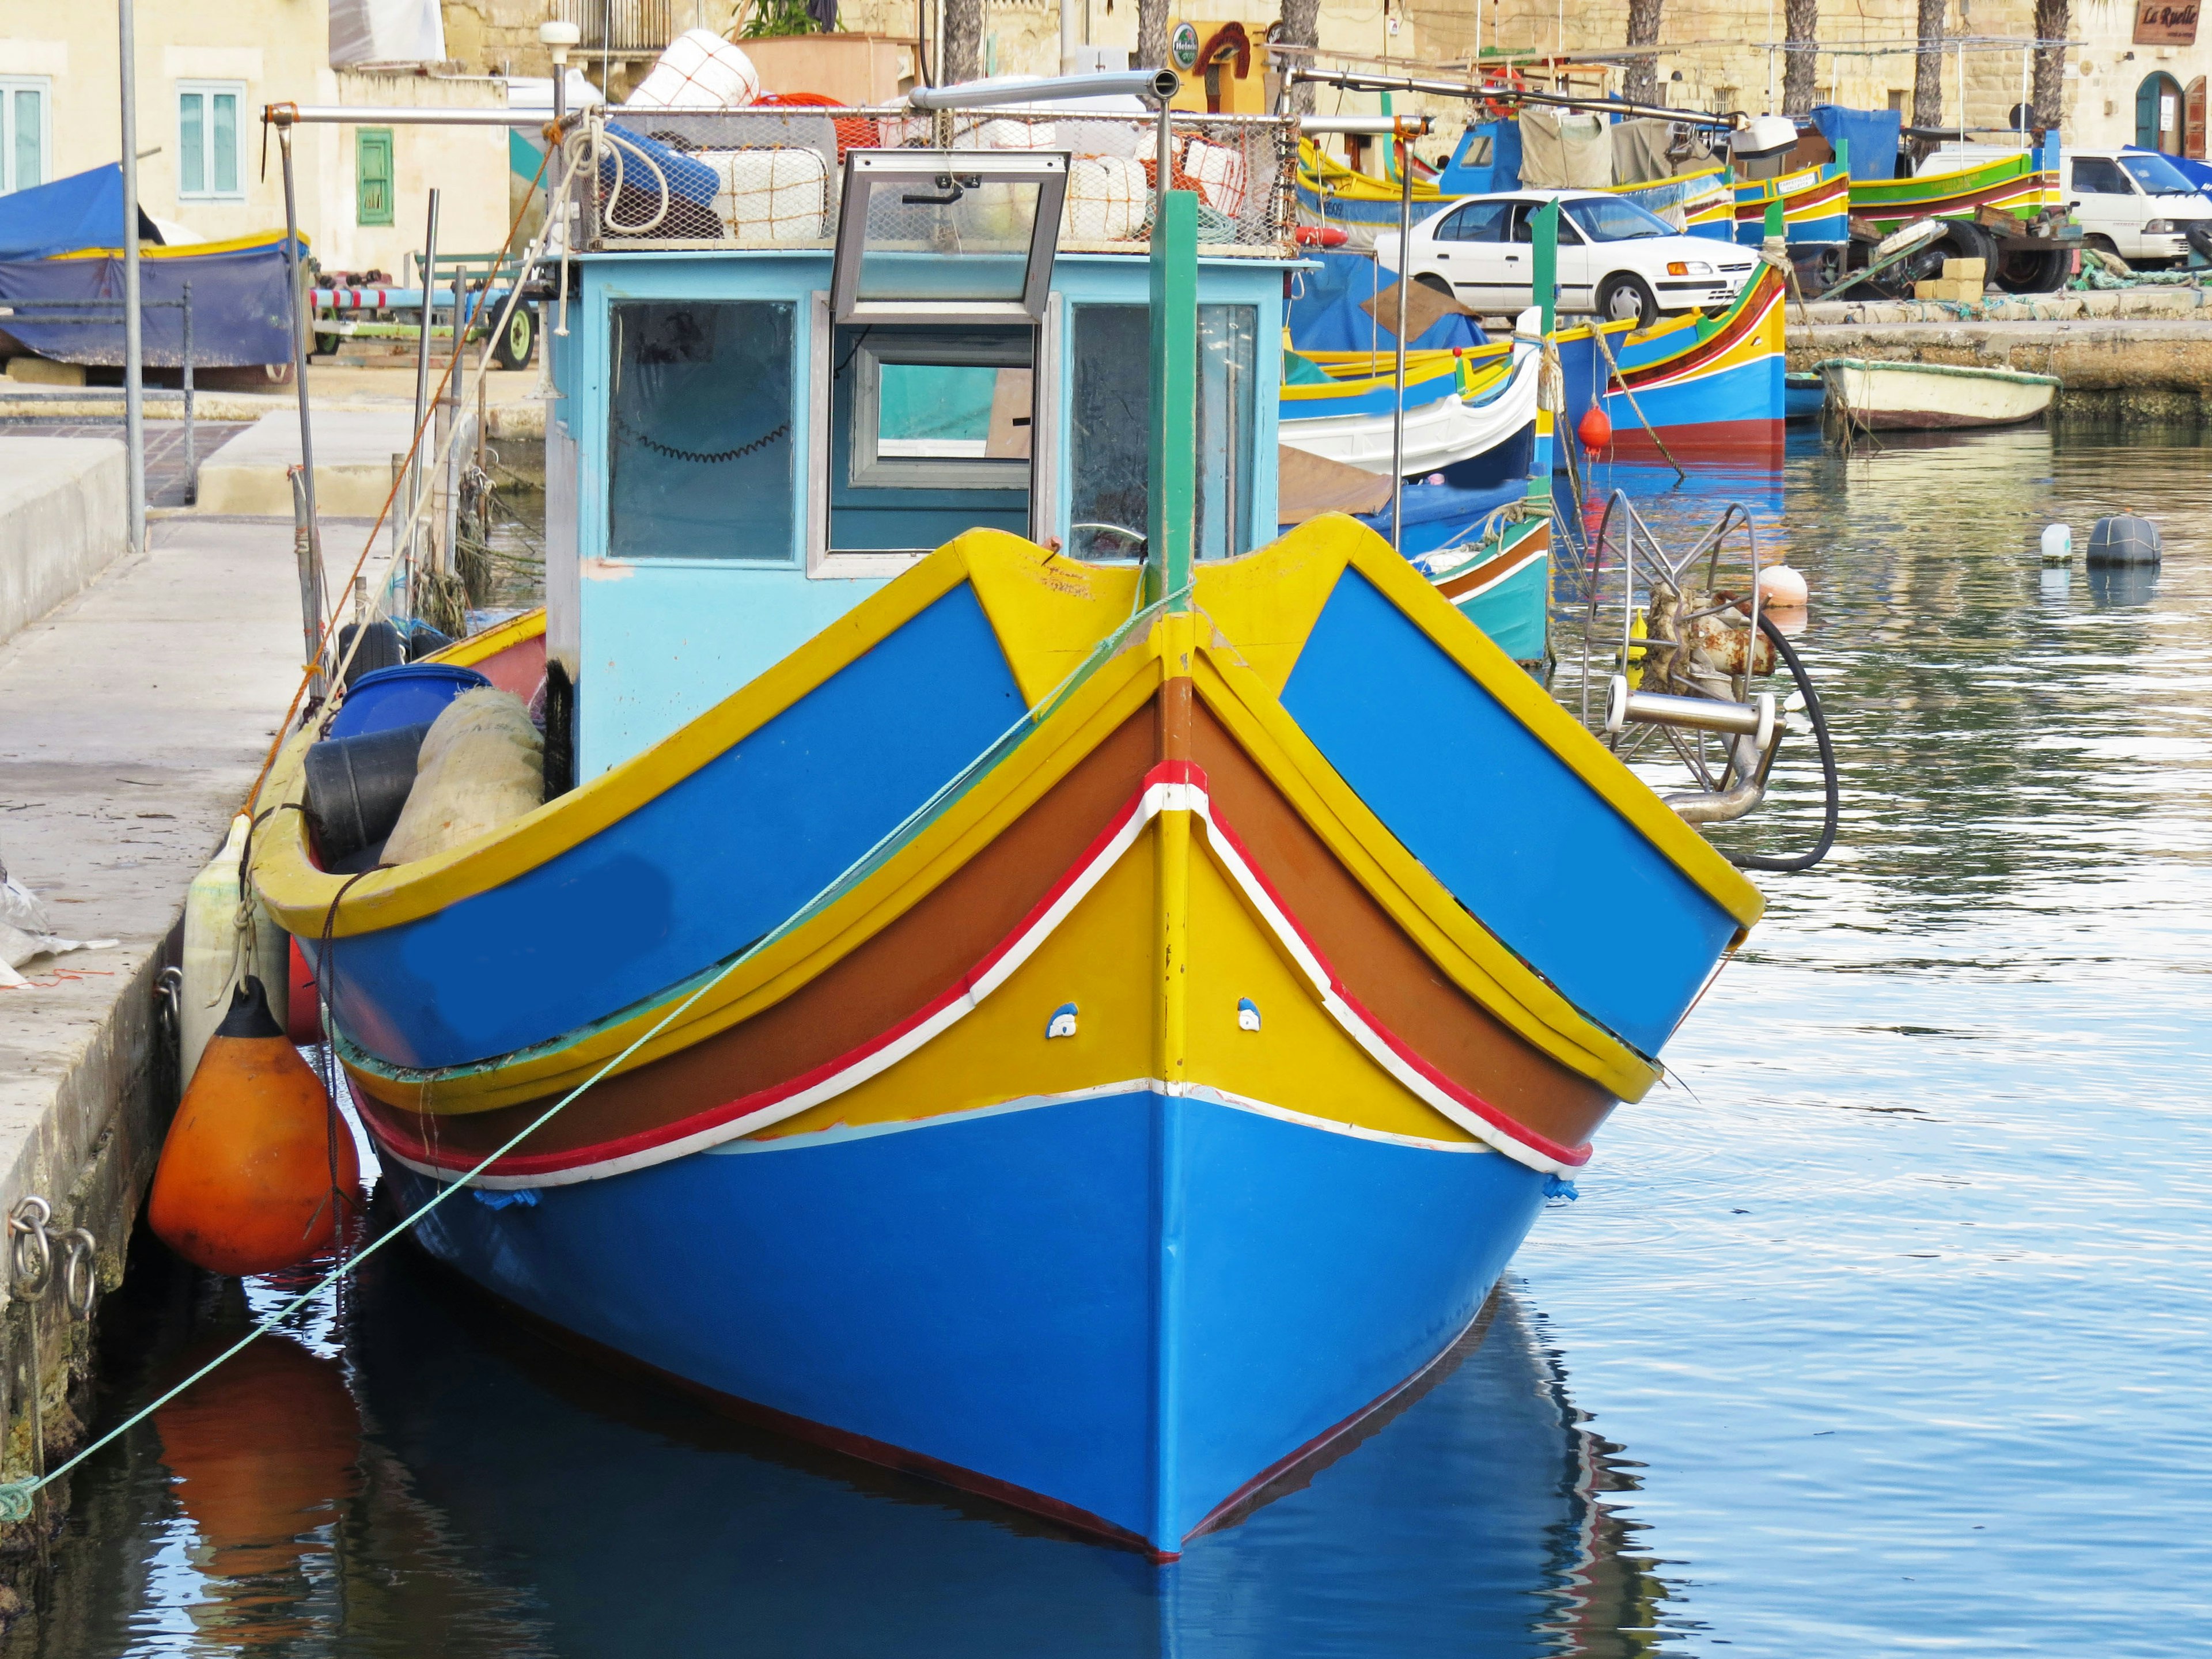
[1596,272,1658,329]
[1934,219,2001,270]
[313,332,342,358]
[1993,245,2071,293]
[2084,233,2120,255]
[1414,272,1455,298]
[490,302,537,371]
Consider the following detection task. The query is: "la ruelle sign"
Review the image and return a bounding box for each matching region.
[2135,0,2199,47]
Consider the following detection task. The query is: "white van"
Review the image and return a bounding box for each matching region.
[2063,149,2212,267]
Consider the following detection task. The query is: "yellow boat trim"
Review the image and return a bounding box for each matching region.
[1195,517,1767,934]
[256,530,1118,936]
[320,646,1162,1113]
[50,229,303,261]
[423,606,545,671]
[1297,139,1446,204]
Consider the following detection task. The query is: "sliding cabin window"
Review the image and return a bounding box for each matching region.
[607,300,797,562]
[827,323,1032,554]
[1067,304,1257,562]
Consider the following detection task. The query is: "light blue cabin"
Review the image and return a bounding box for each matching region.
[540,106,1301,775]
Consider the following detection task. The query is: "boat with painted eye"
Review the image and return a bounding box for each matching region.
[254,73,1772,1558]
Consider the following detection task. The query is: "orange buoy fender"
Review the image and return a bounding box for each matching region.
[1577,405,1613,453]
[149,977,358,1277]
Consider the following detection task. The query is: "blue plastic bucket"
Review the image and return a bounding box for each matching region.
[327,663,491,740]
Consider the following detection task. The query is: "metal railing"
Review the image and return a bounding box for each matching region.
[0,290,198,501]
[566,107,1301,256]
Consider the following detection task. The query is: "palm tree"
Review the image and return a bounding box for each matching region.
[1623,0,1662,104]
[2032,0,2067,124]
[1912,0,1944,130]
[942,0,980,82]
[1781,0,1817,115]
[1139,0,1169,72]
[1278,0,1319,112]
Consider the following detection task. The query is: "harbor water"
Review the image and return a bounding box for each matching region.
[12,423,2210,1657]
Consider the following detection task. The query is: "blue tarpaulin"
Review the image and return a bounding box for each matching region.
[0,165,161,261]
[0,233,302,367]
[1289,249,1488,354]
[1808,106,1900,181]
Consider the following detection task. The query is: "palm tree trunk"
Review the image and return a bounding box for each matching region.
[1138,0,1169,71]
[1622,0,1663,104]
[1912,0,1944,129]
[942,0,981,82]
[1781,0,1819,115]
[2032,0,2067,124]
[1278,0,1320,112]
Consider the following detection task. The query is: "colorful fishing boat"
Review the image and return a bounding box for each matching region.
[1847,143,2062,233]
[1552,263,1787,461]
[1404,510,1552,665]
[1612,159,1847,248]
[1295,137,1455,230]
[252,82,1780,1559]
[1280,319,1540,478]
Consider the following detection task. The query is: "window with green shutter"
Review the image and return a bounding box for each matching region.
[357,128,394,226]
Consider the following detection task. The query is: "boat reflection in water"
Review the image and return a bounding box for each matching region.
[37,1242,1679,1657]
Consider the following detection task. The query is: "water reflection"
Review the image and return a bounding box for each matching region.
[14,1238,1672,1658]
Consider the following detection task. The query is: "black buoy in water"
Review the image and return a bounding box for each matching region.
[2086,515,2161,567]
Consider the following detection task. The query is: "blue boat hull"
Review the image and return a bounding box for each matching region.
[389,1086,1548,1554]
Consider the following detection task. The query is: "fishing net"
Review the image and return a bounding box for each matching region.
[565,108,1298,255]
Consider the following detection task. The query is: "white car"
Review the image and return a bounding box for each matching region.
[1375,190,1758,328]
[2065,148,2212,267]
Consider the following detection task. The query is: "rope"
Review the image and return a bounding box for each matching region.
[1586,317,1686,483]
[0,584,1195,1516]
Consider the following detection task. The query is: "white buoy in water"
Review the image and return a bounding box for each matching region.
[1757,564,1809,608]
[2041,523,2073,563]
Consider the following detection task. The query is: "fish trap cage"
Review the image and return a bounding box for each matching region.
[559,107,1299,257]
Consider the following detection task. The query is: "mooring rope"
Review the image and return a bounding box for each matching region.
[0,573,1191,1522]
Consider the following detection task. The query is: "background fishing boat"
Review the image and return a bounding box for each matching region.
[1553,264,1789,461]
[1819,357,2058,430]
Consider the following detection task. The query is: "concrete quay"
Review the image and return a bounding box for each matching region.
[0,441,126,645]
[0,507,303,1556]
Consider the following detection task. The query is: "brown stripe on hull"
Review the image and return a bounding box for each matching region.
[373,705,1162,1162]
[1433,524,1550,602]
[1188,699,1619,1148]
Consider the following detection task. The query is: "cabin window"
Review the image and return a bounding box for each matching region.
[1068,304,1257,563]
[607,300,796,562]
[828,323,1032,552]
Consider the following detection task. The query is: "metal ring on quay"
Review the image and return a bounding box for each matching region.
[7,1199,52,1300]
[56,1231,97,1321]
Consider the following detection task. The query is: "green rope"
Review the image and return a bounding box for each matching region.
[0,571,1189,1525]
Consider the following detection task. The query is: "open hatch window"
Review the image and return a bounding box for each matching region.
[831,150,1070,325]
